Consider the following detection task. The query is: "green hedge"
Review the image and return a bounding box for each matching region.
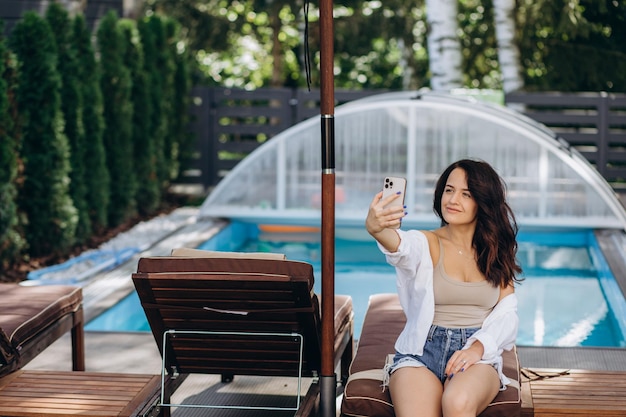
[47,3,91,244]
[119,18,160,216]
[11,11,77,258]
[73,14,110,234]
[0,21,24,268]
[0,7,192,270]
[98,10,136,227]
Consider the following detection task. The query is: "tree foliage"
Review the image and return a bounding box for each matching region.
[97,10,136,226]
[144,0,303,89]
[458,0,499,89]
[73,14,110,232]
[144,0,234,53]
[151,16,176,185]
[46,3,91,243]
[144,0,626,92]
[0,21,24,266]
[0,5,194,270]
[517,0,626,91]
[119,18,160,215]
[10,11,77,257]
[165,18,194,182]
[331,1,429,90]
[138,16,167,191]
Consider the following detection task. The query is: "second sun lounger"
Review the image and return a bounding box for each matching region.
[0,283,84,377]
[132,251,355,416]
[341,293,522,417]
[0,284,163,417]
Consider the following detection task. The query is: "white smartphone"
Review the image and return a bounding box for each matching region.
[382,176,406,211]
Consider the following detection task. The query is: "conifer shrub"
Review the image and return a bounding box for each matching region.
[97,10,136,227]
[119,19,160,216]
[138,16,167,190]
[0,21,25,267]
[165,17,193,183]
[73,14,110,232]
[10,11,77,257]
[46,3,91,243]
[153,16,176,185]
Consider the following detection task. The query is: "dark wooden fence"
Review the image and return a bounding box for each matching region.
[1,0,122,34]
[185,87,380,188]
[505,92,626,187]
[181,88,626,192]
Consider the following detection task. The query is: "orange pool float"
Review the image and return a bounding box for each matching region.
[258,224,321,233]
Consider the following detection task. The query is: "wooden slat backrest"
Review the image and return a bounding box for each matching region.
[132,257,322,378]
[136,257,312,285]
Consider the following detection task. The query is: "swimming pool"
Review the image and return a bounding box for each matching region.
[86,222,626,348]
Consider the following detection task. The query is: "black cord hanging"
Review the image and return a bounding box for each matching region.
[303,0,312,91]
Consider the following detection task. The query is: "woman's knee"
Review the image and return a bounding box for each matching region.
[441,367,499,417]
[441,387,473,416]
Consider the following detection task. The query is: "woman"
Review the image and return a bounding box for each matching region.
[365,159,522,417]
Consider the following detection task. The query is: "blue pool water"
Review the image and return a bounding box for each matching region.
[86,222,626,348]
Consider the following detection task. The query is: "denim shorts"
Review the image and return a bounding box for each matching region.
[388,325,480,384]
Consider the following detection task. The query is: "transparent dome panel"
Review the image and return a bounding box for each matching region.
[199,92,626,230]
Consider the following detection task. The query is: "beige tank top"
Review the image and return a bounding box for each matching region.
[432,238,500,328]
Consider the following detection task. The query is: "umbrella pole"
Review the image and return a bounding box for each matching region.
[319,0,336,416]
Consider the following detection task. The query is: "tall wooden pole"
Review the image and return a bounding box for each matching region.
[319,0,336,416]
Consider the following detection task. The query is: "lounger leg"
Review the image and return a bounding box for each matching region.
[71,307,85,371]
[295,381,321,417]
[159,374,188,417]
[160,395,171,417]
[340,335,354,385]
[160,377,173,417]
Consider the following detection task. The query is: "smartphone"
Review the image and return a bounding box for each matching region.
[382,176,406,211]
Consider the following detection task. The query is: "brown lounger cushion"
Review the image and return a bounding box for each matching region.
[341,293,521,417]
[171,247,286,260]
[0,283,82,376]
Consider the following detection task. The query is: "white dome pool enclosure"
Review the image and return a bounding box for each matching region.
[199,91,626,231]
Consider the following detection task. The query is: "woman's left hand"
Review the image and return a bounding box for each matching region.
[445,341,484,379]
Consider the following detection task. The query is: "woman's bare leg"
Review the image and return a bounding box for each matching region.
[441,364,500,417]
[389,367,444,417]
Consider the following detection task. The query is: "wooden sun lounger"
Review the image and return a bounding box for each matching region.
[0,370,161,417]
[132,250,355,417]
[341,293,522,417]
[0,284,165,417]
[0,283,85,377]
[520,368,626,416]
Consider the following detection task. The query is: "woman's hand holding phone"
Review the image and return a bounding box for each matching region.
[365,176,406,252]
[366,176,406,233]
[381,176,406,229]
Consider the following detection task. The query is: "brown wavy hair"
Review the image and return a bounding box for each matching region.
[433,159,523,288]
